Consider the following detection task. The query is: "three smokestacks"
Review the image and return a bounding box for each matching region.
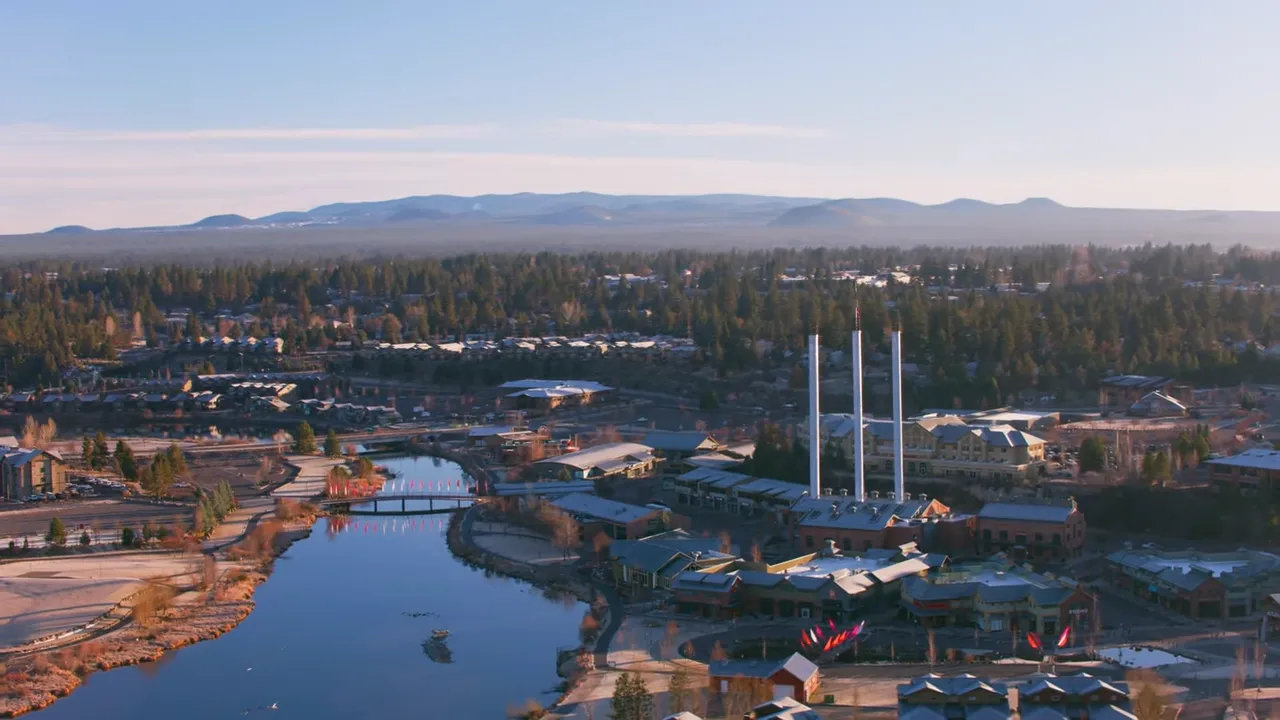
[808,327,905,502]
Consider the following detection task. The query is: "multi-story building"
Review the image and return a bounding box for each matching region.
[804,413,1048,483]
[976,499,1086,562]
[669,468,809,522]
[0,448,68,500]
[1207,449,1280,499]
[1105,548,1280,619]
[786,491,970,554]
[900,560,1095,635]
[642,430,722,476]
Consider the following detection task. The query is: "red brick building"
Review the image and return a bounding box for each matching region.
[708,653,820,704]
[976,499,1085,562]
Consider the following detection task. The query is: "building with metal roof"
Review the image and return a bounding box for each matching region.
[548,492,687,541]
[900,560,1094,635]
[977,499,1086,562]
[802,412,1048,483]
[708,652,820,704]
[1105,548,1280,619]
[532,442,656,480]
[1208,448,1280,497]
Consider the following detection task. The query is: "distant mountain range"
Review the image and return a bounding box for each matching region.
[33,192,1280,236]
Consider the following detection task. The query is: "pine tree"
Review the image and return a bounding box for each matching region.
[294,422,316,454]
[165,443,187,474]
[324,428,341,458]
[81,436,94,467]
[46,517,67,546]
[92,432,110,469]
[114,439,138,481]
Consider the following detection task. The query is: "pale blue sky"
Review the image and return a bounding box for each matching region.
[2,1,1277,232]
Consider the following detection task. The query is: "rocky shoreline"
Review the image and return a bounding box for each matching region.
[0,512,320,718]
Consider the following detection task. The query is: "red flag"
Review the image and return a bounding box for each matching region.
[828,618,836,631]
[814,626,824,640]
[1026,632,1042,652]
[1057,627,1071,649]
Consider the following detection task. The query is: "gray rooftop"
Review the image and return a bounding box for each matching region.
[977,501,1077,524]
[792,497,931,531]
[550,492,656,524]
[708,652,816,682]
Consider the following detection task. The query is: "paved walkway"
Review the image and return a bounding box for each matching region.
[271,455,346,499]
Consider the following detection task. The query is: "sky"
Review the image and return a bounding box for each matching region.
[2,1,1279,233]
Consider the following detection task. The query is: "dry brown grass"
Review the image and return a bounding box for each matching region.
[227,520,283,561]
[274,499,316,521]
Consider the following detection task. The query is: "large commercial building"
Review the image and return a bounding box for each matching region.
[803,413,1049,483]
[1105,548,1280,619]
[900,561,1095,635]
[668,543,943,622]
[532,442,657,480]
[499,379,615,412]
[549,492,688,541]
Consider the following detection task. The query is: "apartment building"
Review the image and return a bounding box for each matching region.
[804,413,1048,483]
[900,561,1095,636]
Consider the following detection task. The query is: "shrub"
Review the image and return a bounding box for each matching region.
[79,531,91,546]
[120,527,136,546]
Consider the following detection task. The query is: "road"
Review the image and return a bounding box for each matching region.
[0,499,188,543]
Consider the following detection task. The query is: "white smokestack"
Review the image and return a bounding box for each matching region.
[808,334,821,499]
[851,329,865,502]
[891,330,905,502]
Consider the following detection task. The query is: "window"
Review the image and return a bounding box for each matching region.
[1034,533,1043,543]
[1052,533,1061,545]
[805,535,814,549]
[999,530,1008,541]
[842,538,852,551]
[983,529,992,541]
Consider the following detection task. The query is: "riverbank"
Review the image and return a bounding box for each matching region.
[0,507,321,718]
[445,502,616,717]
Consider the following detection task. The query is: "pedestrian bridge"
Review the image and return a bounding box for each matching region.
[318,493,475,515]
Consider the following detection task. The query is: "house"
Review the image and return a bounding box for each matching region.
[533,442,657,481]
[1105,548,1280,619]
[897,674,1010,720]
[1128,391,1188,418]
[1017,673,1133,720]
[708,653,820,704]
[548,492,688,541]
[900,560,1095,635]
[642,430,722,473]
[0,448,68,500]
[976,499,1086,562]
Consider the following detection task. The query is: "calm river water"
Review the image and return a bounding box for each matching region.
[34,455,585,719]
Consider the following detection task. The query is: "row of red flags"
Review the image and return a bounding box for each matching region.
[798,618,867,654]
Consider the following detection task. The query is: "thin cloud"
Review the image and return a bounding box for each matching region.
[1,124,500,143]
[558,119,828,139]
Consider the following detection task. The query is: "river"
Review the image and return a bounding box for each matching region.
[33,455,586,719]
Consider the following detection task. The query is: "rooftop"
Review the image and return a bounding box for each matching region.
[535,442,655,471]
[1100,374,1173,389]
[550,492,657,524]
[977,500,1077,524]
[499,378,612,393]
[791,496,936,531]
[708,652,817,682]
[1107,549,1280,590]
[1207,448,1280,472]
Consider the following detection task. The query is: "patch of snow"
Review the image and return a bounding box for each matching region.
[1098,646,1196,669]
